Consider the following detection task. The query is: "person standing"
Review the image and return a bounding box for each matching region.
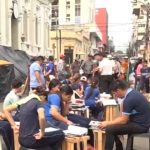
[140,60,150,93]
[98,52,114,94]
[57,54,66,81]
[99,80,150,150]
[30,56,45,90]
[80,54,93,79]
[71,58,80,76]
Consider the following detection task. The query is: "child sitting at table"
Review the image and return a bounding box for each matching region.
[84,77,104,120]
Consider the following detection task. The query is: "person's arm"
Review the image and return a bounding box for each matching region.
[51,106,72,125]
[35,71,43,86]
[38,108,45,133]
[99,114,129,129]
[62,102,70,116]
[3,104,19,133]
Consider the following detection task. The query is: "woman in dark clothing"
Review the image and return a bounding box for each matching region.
[3,88,64,150]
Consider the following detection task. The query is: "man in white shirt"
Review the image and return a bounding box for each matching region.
[98,52,114,94]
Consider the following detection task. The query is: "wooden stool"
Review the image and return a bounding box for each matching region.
[93,129,105,150]
[105,105,119,121]
[62,135,89,150]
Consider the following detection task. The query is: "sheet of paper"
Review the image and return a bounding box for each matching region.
[63,125,88,136]
[96,98,117,106]
[45,127,59,133]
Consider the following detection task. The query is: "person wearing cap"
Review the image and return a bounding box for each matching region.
[57,54,66,81]
[4,88,64,150]
[80,54,93,79]
[79,76,88,92]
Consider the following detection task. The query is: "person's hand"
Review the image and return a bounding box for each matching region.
[12,124,20,134]
[66,120,73,125]
[33,130,44,140]
[0,112,4,120]
[99,121,110,130]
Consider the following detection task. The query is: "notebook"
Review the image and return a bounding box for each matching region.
[63,125,88,136]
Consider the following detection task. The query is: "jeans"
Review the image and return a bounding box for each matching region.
[105,122,148,150]
[99,75,113,94]
[47,114,94,146]
[0,120,14,150]
[19,130,64,150]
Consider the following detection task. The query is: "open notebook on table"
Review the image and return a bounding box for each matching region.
[45,125,88,136]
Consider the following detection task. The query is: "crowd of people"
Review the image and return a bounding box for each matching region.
[0,52,150,150]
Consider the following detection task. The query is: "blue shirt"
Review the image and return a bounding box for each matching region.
[30,62,45,88]
[46,62,55,75]
[123,89,150,129]
[84,86,100,101]
[44,94,61,122]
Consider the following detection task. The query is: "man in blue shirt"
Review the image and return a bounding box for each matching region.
[99,80,150,150]
[45,56,55,77]
[30,56,45,90]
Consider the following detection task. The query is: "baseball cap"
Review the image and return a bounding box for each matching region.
[60,54,65,59]
[80,76,87,82]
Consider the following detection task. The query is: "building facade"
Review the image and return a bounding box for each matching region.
[0,0,52,56]
[50,0,101,61]
[132,0,150,60]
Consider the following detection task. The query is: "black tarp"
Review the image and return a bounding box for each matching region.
[0,46,31,82]
[0,60,15,101]
[0,46,31,101]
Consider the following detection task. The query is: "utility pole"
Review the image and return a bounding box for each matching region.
[145,3,150,60]
[54,10,59,59]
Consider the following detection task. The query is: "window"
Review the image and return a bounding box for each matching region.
[66,18,70,22]
[66,14,70,17]
[138,24,146,27]
[75,4,80,16]
[23,12,28,42]
[35,17,38,45]
[139,16,144,19]
[138,32,145,36]
[66,1,70,5]
[75,0,80,4]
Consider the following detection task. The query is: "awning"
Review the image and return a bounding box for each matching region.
[0,60,12,66]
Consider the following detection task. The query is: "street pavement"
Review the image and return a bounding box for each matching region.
[0,103,149,150]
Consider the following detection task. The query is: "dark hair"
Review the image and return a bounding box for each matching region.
[48,56,54,61]
[110,80,128,92]
[143,60,148,63]
[12,79,23,89]
[49,79,60,90]
[94,53,100,57]
[36,56,45,61]
[85,77,99,99]
[60,85,73,95]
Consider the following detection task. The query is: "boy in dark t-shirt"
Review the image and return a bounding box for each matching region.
[4,89,64,150]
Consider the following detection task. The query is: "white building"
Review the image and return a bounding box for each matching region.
[0,0,52,56]
[50,0,101,60]
[132,0,150,59]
